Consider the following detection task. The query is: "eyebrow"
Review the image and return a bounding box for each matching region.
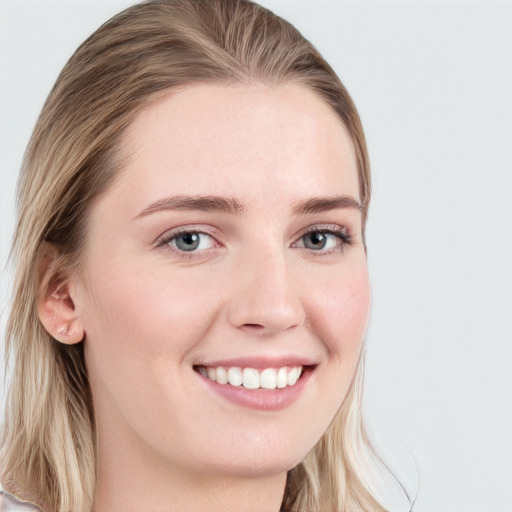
[292,195,362,215]
[135,195,245,218]
[135,194,361,219]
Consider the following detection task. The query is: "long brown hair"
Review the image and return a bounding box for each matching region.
[1,1,383,510]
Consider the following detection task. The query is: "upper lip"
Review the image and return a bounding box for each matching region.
[194,356,318,369]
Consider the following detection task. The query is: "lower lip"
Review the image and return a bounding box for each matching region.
[197,367,314,411]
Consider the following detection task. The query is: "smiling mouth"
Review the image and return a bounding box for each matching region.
[194,365,312,390]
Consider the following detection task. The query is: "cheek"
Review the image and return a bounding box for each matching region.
[306,260,371,356]
[77,262,221,438]
[78,260,224,363]
[286,259,370,452]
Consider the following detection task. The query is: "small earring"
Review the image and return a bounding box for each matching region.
[57,324,72,337]
[52,323,85,344]
[55,324,83,343]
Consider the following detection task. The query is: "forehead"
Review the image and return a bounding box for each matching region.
[111,83,359,211]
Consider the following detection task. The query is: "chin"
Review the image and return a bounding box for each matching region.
[195,430,320,479]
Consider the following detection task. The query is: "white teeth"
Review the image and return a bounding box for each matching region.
[260,368,277,389]
[276,367,287,388]
[216,366,228,384]
[227,367,243,386]
[287,367,299,386]
[199,365,304,389]
[242,368,260,389]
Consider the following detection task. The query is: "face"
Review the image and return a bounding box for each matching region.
[73,84,370,479]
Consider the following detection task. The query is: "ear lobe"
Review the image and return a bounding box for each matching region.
[37,247,85,345]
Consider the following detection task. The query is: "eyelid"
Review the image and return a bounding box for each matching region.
[154,225,221,250]
[295,223,351,239]
[292,224,352,250]
[153,223,352,258]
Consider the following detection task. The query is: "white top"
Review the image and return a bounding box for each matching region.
[0,490,40,512]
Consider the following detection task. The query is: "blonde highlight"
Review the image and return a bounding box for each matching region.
[2,1,380,511]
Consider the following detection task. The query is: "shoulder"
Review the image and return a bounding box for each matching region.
[0,490,41,512]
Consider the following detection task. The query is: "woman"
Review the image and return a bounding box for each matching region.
[0,1,405,511]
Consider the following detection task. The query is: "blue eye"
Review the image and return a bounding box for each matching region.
[302,232,331,250]
[164,231,216,252]
[297,228,351,252]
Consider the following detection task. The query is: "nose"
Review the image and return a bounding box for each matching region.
[226,251,305,335]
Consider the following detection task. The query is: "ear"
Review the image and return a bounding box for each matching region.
[37,244,85,345]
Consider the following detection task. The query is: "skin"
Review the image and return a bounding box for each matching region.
[40,84,370,512]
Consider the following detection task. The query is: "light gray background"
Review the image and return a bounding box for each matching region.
[1,1,511,511]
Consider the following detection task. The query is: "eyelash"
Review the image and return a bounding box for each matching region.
[155,225,352,259]
[294,226,352,254]
[155,227,219,260]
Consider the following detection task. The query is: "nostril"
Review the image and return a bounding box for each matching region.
[228,292,305,334]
